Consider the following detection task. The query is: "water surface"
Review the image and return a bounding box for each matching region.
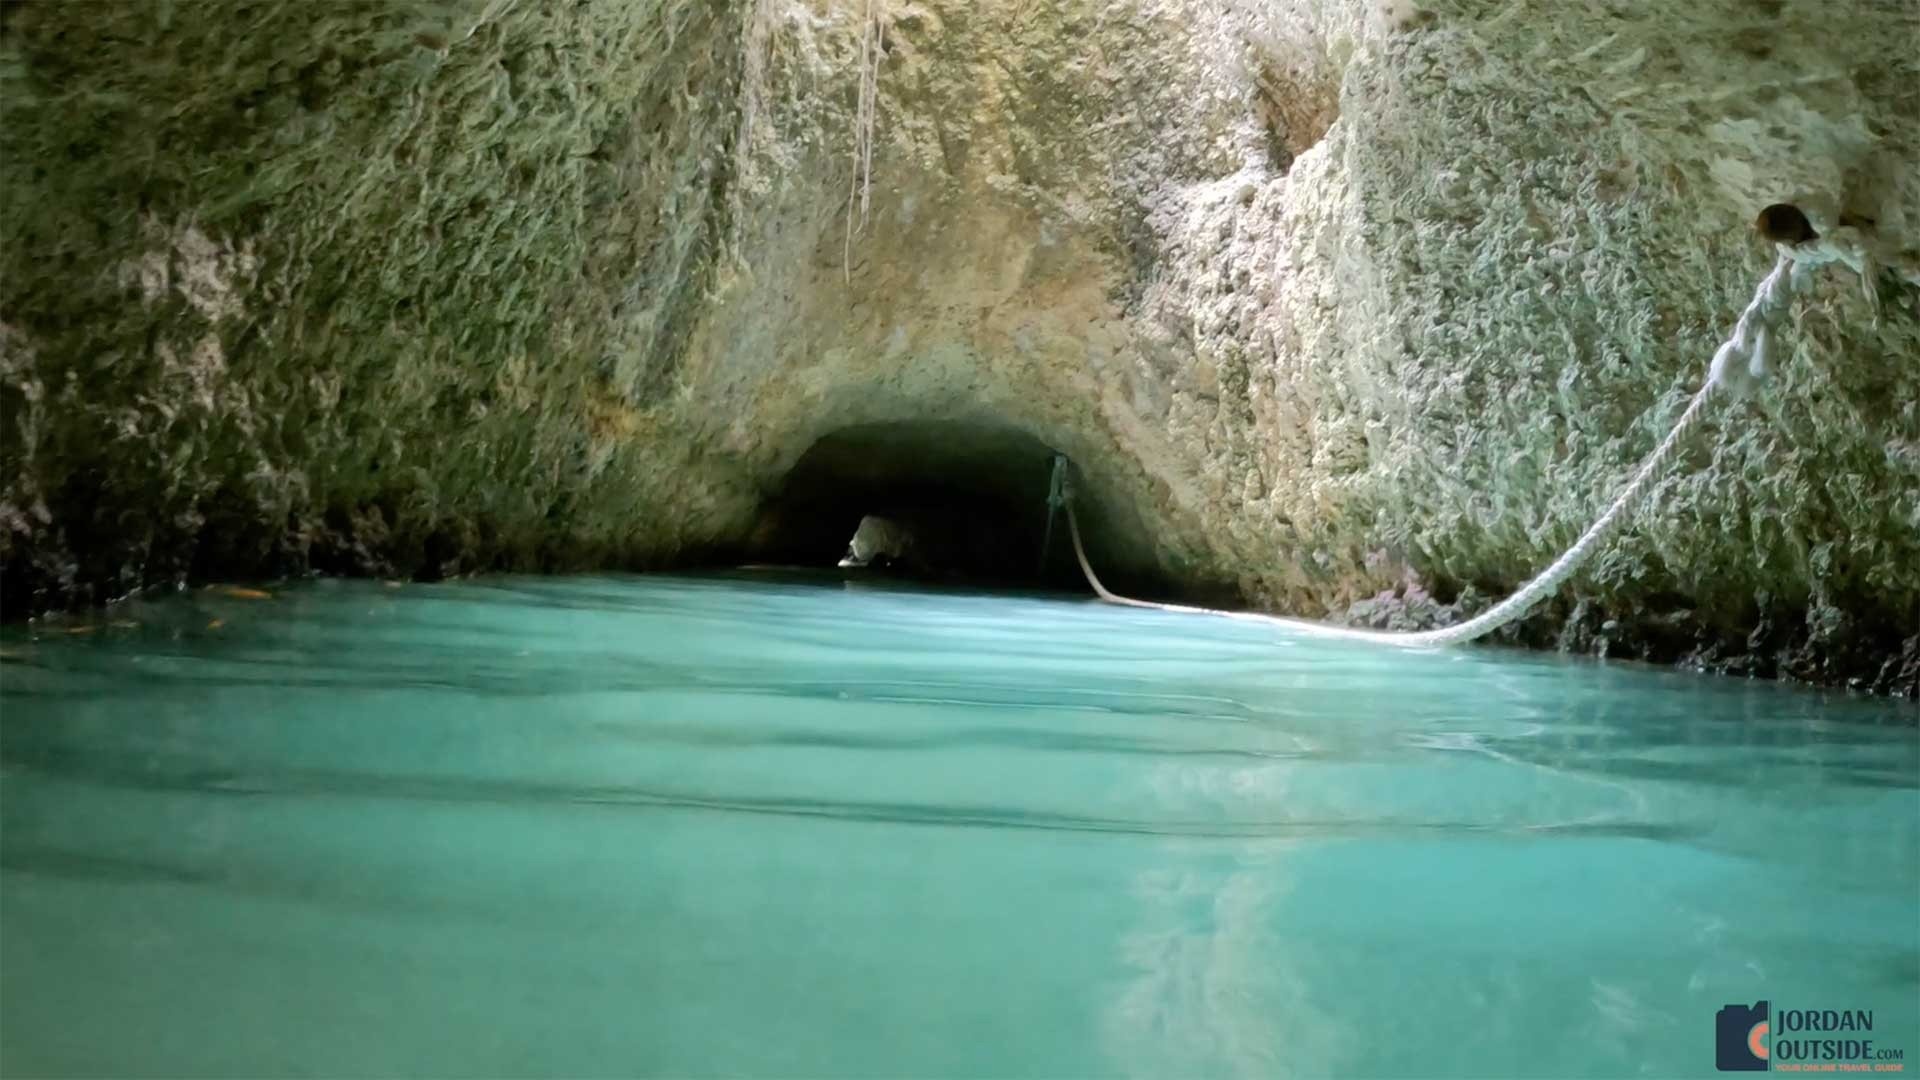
[3,573,1915,1078]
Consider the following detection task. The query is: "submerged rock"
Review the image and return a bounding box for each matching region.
[1,0,1915,694]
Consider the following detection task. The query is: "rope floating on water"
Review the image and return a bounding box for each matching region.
[1066,229,1883,648]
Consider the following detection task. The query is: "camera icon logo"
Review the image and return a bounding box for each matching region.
[1717,1000,1771,1071]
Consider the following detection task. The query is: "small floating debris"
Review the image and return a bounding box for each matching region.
[206,619,225,631]
[211,586,273,600]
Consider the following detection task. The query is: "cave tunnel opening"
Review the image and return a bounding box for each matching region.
[749,421,1149,595]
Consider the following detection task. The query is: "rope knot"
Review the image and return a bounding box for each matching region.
[1709,253,1797,397]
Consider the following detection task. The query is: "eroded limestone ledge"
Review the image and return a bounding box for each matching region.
[2,0,1916,693]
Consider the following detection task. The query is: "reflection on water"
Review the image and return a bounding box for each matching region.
[1,572,1915,1078]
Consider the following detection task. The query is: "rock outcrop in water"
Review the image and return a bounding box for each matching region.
[2,0,1916,694]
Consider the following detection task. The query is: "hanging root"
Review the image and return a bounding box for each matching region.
[843,0,883,283]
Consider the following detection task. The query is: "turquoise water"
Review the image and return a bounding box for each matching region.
[2,573,1915,1079]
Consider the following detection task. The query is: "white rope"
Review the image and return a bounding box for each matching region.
[1069,244,1853,648]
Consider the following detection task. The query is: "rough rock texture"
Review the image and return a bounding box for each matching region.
[3,0,1917,694]
[1,0,760,594]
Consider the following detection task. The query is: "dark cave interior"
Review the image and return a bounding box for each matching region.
[749,420,1142,593]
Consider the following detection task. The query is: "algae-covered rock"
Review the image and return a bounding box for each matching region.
[3,0,1916,694]
[1,0,762,599]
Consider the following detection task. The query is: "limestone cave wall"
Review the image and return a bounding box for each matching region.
[2,0,1916,693]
